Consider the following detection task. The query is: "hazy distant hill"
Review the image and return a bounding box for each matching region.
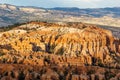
[50,7,120,17]
[0,4,120,27]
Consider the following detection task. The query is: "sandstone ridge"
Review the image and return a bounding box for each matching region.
[0,22,120,67]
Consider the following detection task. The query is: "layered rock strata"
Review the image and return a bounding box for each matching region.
[0,22,120,66]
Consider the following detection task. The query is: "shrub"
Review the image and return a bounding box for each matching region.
[105,70,116,80]
[0,51,5,56]
[97,58,104,67]
[56,47,64,55]
[87,69,95,75]
[0,22,26,32]
[2,58,7,63]
[49,44,56,53]
[18,71,25,80]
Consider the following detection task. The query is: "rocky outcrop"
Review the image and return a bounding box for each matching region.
[0,64,119,80]
[0,22,120,80]
[0,22,120,66]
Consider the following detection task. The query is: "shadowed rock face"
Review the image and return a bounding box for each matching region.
[0,22,120,80]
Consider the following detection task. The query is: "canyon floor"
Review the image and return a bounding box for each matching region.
[0,22,120,80]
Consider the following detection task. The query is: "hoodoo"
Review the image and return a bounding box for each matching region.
[0,22,120,80]
[0,22,120,66]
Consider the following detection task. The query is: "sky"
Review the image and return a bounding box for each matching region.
[0,0,120,8]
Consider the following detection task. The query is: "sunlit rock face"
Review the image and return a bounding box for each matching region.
[0,22,120,66]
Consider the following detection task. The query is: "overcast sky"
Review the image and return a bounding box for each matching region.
[0,0,120,8]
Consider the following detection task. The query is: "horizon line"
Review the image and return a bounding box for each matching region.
[0,3,120,9]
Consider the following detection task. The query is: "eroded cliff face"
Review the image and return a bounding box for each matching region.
[0,22,120,66]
